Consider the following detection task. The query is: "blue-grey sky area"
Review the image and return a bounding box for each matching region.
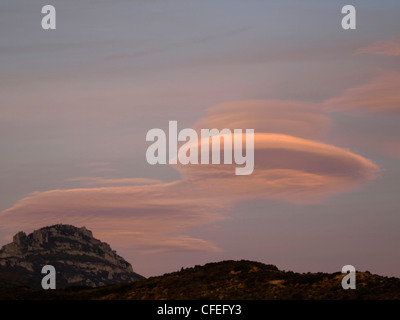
[1,1,400,277]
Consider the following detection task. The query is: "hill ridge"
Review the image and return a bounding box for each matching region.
[2,259,399,299]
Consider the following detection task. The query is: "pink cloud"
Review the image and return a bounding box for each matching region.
[66,177,163,186]
[174,133,379,203]
[324,73,400,114]
[76,162,112,167]
[0,99,380,253]
[194,100,331,140]
[89,168,116,173]
[359,38,400,56]
[0,183,227,252]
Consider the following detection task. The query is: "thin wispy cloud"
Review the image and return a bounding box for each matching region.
[359,37,400,56]
[66,177,163,186]
[106,26,252,61]
[324,72,400,114]
[76,162,112,167]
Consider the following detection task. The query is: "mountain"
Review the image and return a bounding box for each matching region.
[1,260,399,300]
[0,224,144,288]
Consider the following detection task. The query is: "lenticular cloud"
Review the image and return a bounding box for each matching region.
[0,99,380,252]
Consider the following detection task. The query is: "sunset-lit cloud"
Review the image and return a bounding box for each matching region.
[76,162,117,173]
[175,132,379,203]
[194,100,331,140]
[0,183,227,252]
[66,177,163,186]
[89,168,117,173]
[76,162,112,167]
[359,38,400,56]
[0,98,380,253]
[324,73,400,114]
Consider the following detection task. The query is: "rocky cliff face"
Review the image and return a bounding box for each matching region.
[0,224,144,288]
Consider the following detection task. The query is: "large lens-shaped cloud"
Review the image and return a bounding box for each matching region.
[174,132,379,203]
[0,99,380,253]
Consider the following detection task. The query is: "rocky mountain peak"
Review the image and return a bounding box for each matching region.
[0,224,144,288]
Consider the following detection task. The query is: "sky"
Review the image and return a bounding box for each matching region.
[1,0,400,278]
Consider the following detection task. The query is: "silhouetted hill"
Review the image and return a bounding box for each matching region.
[1,260,399,299]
